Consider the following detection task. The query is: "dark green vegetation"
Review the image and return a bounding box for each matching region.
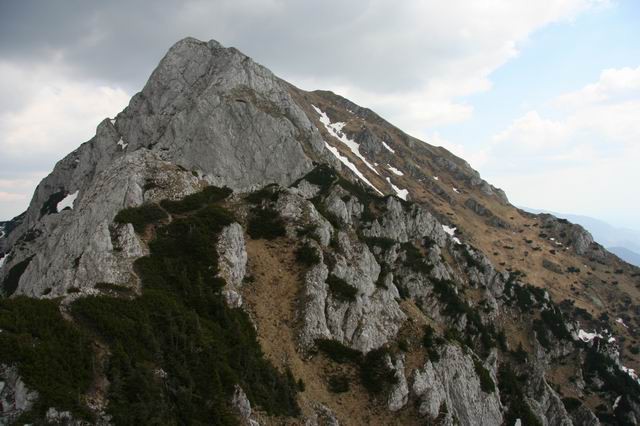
[360,347,398,394]
[2,187,300,424]
[327,375,350,393]
[114,203,168,233]
[430,278,499,355]
[533,307,572,350]
[326,274,358,302]
[246,188,286,240]
[160,186,232,214]
[316,339,362,364]
[473,359,496,393]
[1,255,34,296]
[402,242,433,274]
[0,297,94,422]
[422,325,441,362]
[295,243,321,267]
[315,339,396,395]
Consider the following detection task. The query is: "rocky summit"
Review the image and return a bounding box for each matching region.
[0,37,639,425]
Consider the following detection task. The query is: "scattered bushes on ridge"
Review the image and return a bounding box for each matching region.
[114,203,167,233]
[247,207,286,240]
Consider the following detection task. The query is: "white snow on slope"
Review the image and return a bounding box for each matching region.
[387,165,404,176]
[617,318,628,328]
[453,187,460,193]
[313,105,379,175]
[442,225,461,245]
[0,252,8,270]
[433,176,439,181]
[382,141,395,153]
[117,138,128,150]
[578,329,602,343]
[622,365,640,385]
[57,190,79,212]
[324,143,383,195]
[386,177,408,200]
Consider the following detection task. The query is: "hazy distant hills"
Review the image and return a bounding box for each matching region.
[523,208,640,267]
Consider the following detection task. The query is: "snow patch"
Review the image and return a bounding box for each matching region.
[313,105,379,175]
[616,318,628,328]
[117,138,128,150]
[442,225,461,245]
[613,396,622,410]
[452,187,460,194]
[578,329,602,343]
[385,177,408,200]
[56,190,79,212]
[382,141,395,154]
[433,176,439,181]
[0,251,8,270]
[324,142,383,195]
[387,165,404,176]
[622,365,640,385]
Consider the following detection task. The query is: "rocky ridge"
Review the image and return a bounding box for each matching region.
[0,38,639,425]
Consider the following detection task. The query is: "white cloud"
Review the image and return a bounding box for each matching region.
[555,65,640,107]
[0,0,609,219]
[0,61,130,219]
[484,65,640,227]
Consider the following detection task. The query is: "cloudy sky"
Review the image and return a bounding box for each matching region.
[0,0,638,229]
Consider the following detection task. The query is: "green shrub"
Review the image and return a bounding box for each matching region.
[562,397,582,412]
[0,297,94,419]
[360,347,397,394]
[245,185,280,204]
[301,165,338,191]
[160,186,232,214]
[327,275,358,302]
[295,243,321,267]
[422,325,441,362]
[114,203,167,233]
[364,237,396,251]
[247,208,286,239]
[401,242,433,274]
[316,339,362,364]
[64,189,300,423]
[473,359,495,393]
[327,375,350,393]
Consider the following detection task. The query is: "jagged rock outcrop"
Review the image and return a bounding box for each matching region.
[1,36,635,425]
[298,231,406,353]
[0,364,38,424]
[411,345,503,426]
[217,222,248,307]
[0,37,333,297]
[387,355,409,411]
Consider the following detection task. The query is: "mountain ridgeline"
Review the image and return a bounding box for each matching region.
[1,38,639,425]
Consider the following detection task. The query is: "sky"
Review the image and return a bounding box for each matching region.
[0,0,638,229]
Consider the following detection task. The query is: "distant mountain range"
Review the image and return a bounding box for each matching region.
[523,208,640,267]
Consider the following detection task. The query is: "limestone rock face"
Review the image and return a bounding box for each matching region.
[298,232,406,353]
[1,37,330,297]
[362,197,447,246]
[387,355,409,412]
[2,150,199,298]
[526,373,573,426]
[217,223,248,307]
[0,364,38,424]
[411,345,503,426]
